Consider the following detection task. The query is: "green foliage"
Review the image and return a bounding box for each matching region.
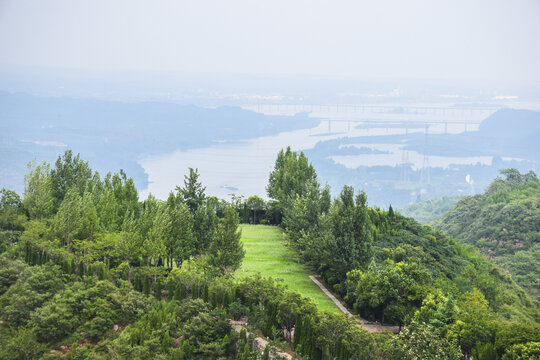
[50,150,92,208]
[246,195,266,224]
[322,186,373,284]
[495,323,540,358]
[0,263,66,326]
[53,187,83,248]
[266,147,317,223]
[0,256,27,296]
[0,328,45,360]
[346,260,429,324]
[3,150,539,360]
[208,207,245,275]
[434,169,540,298]
[397,320,462,360]
[143,275,151,296]
[502,342,540,360]
[399,195,461,224]
[472,342,499,360]
[168,202,195,267]
[23,160,54,219]
[262,344,270,360]
[0,188,27,231]
[447,290,498,356]
[192,203,217,254]
[176,167,206,213]
[282,178,324,243]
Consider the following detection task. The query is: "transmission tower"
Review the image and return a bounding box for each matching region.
[401,126,410,183]
[420,124,430,184]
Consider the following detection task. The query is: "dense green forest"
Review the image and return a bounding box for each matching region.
[434,169,540,300]
[0,149,539,359]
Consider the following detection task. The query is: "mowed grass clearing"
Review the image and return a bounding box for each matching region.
[236,224,340,314]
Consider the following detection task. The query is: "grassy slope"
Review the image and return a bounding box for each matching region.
[237,224,340,314]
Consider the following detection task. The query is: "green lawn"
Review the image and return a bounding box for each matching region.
[236,224,340,313]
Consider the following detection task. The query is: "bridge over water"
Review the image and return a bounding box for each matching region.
[243,103,501,133]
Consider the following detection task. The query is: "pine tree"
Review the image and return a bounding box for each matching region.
[182,339,193,358]
[78,261,85,278]
[239,328,247,344]
[262,344,270,360]
[240,343,250,360]
[162,330,172,352]
[143,275,151,296]
[174,284,182,301]
[98,263,106,280]
[202,283,209,302]
[166,281,174,301]
[155,280,163,300]
[293,313,303,349]
[176,167,206,213]
[388,204,395,220]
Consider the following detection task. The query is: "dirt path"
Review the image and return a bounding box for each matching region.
[309,275,400,333]
[309,275,352,315]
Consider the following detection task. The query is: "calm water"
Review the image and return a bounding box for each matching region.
[139,104,497,200]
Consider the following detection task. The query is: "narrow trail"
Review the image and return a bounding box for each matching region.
[309,275,352,315]
[309,275,400,333]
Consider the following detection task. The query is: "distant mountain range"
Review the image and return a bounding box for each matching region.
[0,91,317,193]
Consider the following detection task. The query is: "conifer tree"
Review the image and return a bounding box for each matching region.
[262,344,270,360]
[155,280,162,300]
[143,275,151,296]
[176,167,206,213]
[174,284,182,301]
[134,273,142,292]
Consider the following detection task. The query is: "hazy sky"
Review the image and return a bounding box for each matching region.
[1,0,539,83]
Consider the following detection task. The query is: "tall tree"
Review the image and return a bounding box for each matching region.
[169,203,195,267]
[78,190,99,240]
[50,150,92,207]
[208,206,245,275]
[267,147,317,223]
[282,179,323,244]
[23,161,54,220]
[177,168,206,213]
[110,170,139,219]
[115,211,142,265]
[147,204,168,277]
[139,195,160,266]
[192,203,217,254]
[324,186,373,283]
[97,187,120,232]
[53,187,82,248]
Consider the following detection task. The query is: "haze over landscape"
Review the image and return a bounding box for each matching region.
[1,1,539,359]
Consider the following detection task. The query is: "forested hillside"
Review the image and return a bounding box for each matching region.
[434,169,540,299]
[267,148,540,359]
[398,195,461,224]
[0,149,539,359]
